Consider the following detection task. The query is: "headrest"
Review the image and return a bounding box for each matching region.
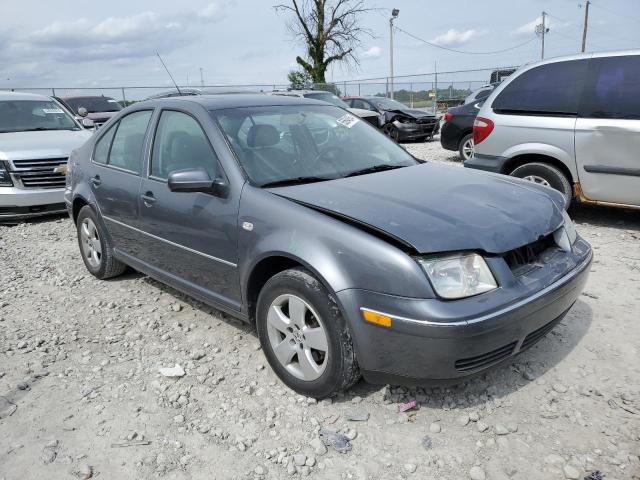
[247,124,279,148]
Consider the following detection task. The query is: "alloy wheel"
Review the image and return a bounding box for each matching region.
[80,218,102,268]
[522,175,551,187]
[266,294,329,381]
[462,138,474,160]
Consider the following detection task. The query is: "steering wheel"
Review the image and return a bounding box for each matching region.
[312,146,347,168]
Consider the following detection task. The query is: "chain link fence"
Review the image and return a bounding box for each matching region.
[1,66,518,112]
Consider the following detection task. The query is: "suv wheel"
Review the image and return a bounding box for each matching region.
[76,205,126,279]
[458,133,474,161]
[510,162,572,209]
[256,268,360,398]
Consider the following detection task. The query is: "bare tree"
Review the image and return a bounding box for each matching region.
[275,0,372,84]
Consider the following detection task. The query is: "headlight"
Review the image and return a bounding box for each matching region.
[0,162,13,187]
[416,252,498,299]
[554,211,577,252]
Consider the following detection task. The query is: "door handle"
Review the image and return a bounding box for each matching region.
[91,175,101,187]
[141,192,156,207]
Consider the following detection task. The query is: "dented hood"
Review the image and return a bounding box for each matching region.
[271,163,565,254]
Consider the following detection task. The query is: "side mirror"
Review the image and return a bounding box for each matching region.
[168,168,228,197]
[77,107,88,118]
[82,118,95,129]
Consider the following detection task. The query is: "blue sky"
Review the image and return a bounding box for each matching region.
[0,0,638,90]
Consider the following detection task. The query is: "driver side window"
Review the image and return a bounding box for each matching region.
[151,110,221,180]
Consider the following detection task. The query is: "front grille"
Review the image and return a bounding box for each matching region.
[521,314,564,351]
[455,341,517,373]
[503,234,556,275]
[11,158,68,189]
[416,117,437,125]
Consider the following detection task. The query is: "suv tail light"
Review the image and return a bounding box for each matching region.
[443,111,453,123]
[473,117,494,145]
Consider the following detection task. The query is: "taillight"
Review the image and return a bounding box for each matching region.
[473,117,494,145]
[443,111,453,123]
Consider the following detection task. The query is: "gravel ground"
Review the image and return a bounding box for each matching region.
[1,138,639,480]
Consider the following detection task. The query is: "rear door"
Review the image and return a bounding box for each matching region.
[89,109,153,255]
[575,54,640,206]
[136,108,241,310]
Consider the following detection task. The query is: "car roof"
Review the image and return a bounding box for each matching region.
[0,91,53,101]
[138,93,328,110]
[60,95,115,100]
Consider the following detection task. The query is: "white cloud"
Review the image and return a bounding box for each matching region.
[1,2,230,68]
[362,46,381,59]
[430,29,478,46]
[512,16,568,37]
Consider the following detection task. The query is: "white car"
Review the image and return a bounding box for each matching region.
[0,92,92,220]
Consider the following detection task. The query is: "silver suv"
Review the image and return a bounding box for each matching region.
[0,92,92,220]
[467,50,639,209]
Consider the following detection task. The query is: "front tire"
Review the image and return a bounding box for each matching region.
[256,268,360,398]
[76,205,126,279]
[510,162,572,209]
[383,124,400,142]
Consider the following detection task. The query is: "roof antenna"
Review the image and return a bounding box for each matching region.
[156,51,182,95]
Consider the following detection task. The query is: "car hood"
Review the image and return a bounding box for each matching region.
[347,107,379,119]
[270,163,565,254]
[0,129,92,161]
[386,108,436,119]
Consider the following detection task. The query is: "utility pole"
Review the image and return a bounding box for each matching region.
[200,67,204,87]
[581,1,590,53]
[389,9,399,99]
[541,11,547,60]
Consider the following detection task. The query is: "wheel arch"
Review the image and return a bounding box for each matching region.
[72,195,92,224]
[502,153,575,184]
[243,253,340,324]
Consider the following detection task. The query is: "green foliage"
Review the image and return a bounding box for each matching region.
[287,70,313,90]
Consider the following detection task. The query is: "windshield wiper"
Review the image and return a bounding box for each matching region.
[260,176,332,188]
[344,164,405,178]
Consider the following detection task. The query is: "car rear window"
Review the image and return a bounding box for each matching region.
[579,55,640,120]
[492,59,588,115]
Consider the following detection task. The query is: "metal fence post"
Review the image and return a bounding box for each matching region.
[358,83,361,96]
[410,83,413,108]
[121,87,126,106]
[51,88,56,96]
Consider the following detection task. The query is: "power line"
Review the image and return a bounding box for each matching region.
[589,1,640,25]
[547,11,639,44]
[393,25,538,55]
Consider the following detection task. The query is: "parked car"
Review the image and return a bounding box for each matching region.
[468,50,640,209]
[0,92,92,220]
[440,100,484,161]
[57,95,122,129]
[343,96,439,142]
[269,90,380,128]
[66,94,591,398]
[463,84,497,105]
[145,88,258,100]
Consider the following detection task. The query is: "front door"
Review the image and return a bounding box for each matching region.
[137,109,241,310]
[89,110,153,255]
[575,55,640,206]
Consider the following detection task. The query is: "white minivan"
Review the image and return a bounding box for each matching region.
[467,50,639,209]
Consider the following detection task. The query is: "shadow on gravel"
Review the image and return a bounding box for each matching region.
[342,300,594,406]
[570,203,640,231]
[0,212,68,228]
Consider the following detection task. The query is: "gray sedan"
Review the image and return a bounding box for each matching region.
[65,94,592,398]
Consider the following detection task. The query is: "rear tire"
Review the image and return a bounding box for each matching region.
[76,205,126,279]
[458,133,474,161]
[510,162,572,209]
[256,268,360,398]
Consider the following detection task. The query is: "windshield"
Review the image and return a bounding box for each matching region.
[369,97,407,111]
[64,97,122,113]
[304,92,349,108]
[213,105,418,187]
[0,100,79,133]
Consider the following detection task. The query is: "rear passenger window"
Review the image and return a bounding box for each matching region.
[492,60,588,115]
[93,124,116,164]
[108,111,152,173]
[579,55,640,120]
[151,110,220,180]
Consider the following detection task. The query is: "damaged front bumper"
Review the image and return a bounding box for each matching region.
[337,237,592,386]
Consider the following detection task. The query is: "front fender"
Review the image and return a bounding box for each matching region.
[237,186,434,301]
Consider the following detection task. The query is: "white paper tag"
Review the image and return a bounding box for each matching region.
[336,113,358,128]
[42,108,64,114]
